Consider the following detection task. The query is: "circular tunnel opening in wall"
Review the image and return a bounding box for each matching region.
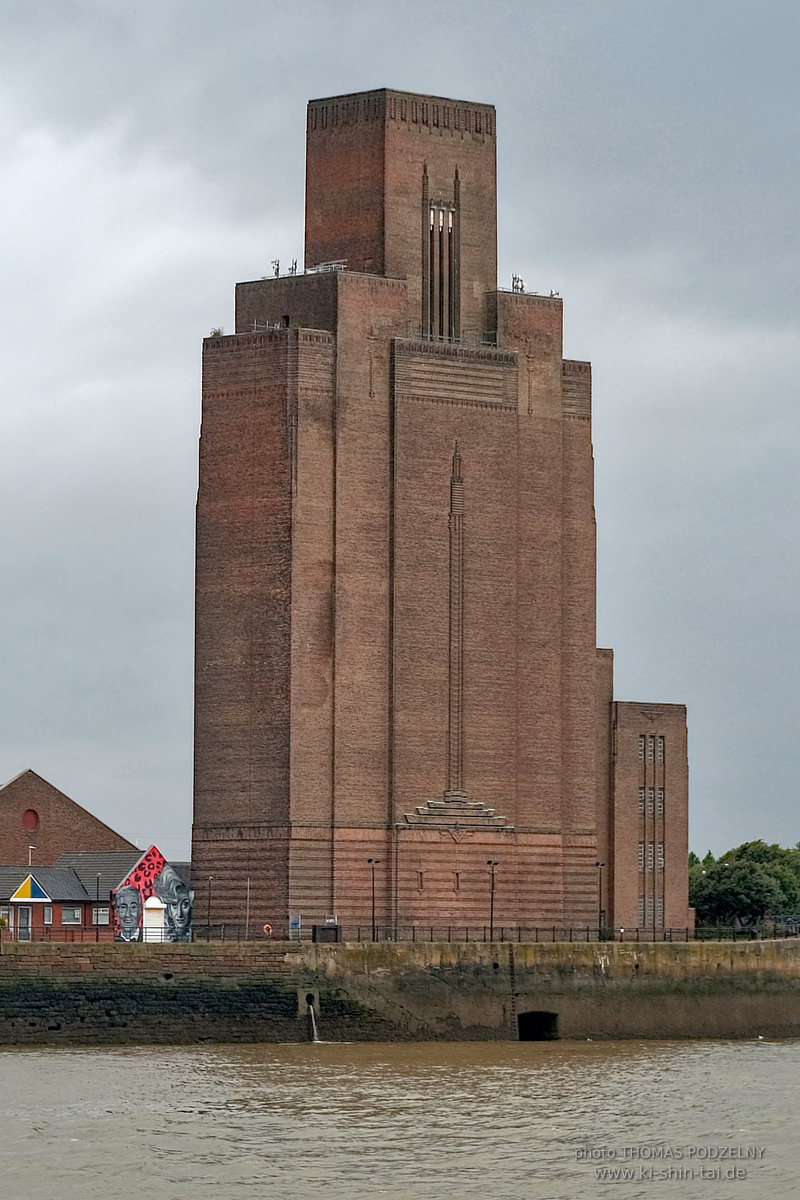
[517,1011,559,1041]
[22,809,39,832]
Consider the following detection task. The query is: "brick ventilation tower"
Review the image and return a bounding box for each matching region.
[192,89,691,936]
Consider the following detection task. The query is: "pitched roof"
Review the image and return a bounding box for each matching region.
[0,770,138,859]
[171,862,192,888]
[54,852,144,899]
[0,867,90,902]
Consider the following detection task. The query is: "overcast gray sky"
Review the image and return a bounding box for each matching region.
[0,0,798,860]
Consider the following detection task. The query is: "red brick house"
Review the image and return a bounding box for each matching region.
[0,867,108,942]
[0,770,136,866]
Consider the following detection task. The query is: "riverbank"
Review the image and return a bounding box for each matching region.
[0,939,798,1043]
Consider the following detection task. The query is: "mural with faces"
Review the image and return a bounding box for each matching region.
[154,864,194,942]
[112,846,193,942]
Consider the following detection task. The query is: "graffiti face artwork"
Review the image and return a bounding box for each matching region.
[112,846,168,941]
[115,885,143,941]
[154,865,193,942]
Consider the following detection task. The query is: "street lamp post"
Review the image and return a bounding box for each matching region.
[487,860,499,940]
[368,859,381,942]
[595,861,605,937]
[95,872,101,942]
[206,876,213,942]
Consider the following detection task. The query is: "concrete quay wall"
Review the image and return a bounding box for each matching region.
[0,939,798,1044]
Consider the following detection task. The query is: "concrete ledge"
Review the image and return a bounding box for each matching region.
[0,940,798,1043]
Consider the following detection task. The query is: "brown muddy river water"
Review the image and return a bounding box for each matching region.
[0,1039,797,1199]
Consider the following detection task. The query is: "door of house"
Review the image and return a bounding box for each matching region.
[16,906,32,942]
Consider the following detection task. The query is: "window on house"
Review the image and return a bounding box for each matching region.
[638,787,645,814]
[638,842,645,870]
[61,907,82,925]
[417,871,424,890]
[657,736,665,763]
[656,843,665,869]
[43,906,53,924]
[647,787,655,816]
[638,736,646,761]
[637,896,645,926]
[647,735,656,762]
[0,905,10,930]
[453,872,460,892]
[645,896,654,923]
[646,841,655,870]
[656,788,665,816]
[93,907,110,925]
[656,896,664,925]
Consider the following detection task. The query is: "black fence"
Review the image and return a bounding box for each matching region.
[4,922,798,946]
[188,922,800,945]
[0,926,115,944]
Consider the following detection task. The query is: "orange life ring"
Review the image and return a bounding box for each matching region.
[263,923,273,936]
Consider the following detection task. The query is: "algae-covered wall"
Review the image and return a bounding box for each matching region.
[0,939,798,1044]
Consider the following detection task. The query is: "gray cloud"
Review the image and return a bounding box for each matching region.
[0,0,797,856]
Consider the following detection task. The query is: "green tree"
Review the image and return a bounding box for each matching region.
[689,860,784,925]
[719,842,800,915]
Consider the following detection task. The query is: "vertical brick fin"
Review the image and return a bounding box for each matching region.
[193,331,294,836]
[421,164,430,336]
[451,168,461,340]
[288,328,337,918]
[446,445,465,798]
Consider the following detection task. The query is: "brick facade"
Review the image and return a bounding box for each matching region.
[0,770,136,867]
[192,88,690,935]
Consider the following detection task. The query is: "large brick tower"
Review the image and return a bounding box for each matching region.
[192,89,690,936]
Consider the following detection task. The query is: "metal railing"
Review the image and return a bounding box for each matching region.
[3,922,798,946]
[187,922,800,944]
[0,925,115,944]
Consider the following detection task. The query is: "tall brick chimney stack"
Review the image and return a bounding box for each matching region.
[192,88,690,942]
[304,89,497,342]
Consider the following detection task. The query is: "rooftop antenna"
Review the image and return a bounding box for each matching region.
[289,259,298,275]
[512,274,525,294]
[271,259,280,277]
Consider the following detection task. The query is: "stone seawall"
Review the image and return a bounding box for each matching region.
[0,939,799,1044]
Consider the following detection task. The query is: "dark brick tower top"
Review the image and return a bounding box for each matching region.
[305,89,497,341]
